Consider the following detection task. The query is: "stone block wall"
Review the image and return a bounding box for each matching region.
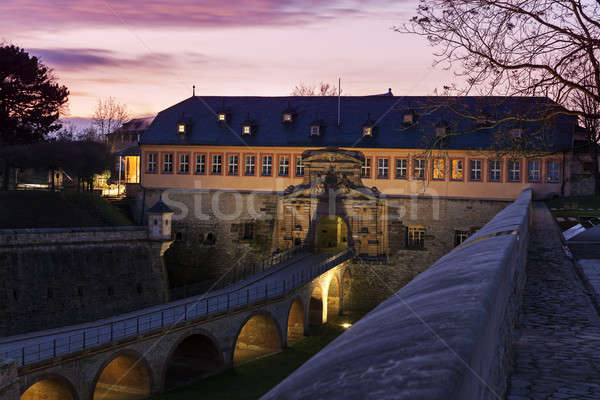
[0,228,168,336]
[262,189,531,400]
[0,359,18,400]
[344,197,510,310]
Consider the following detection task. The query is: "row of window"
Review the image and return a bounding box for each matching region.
[146,153,561,183]
[407,226,476,249]
[360,157,560,183]
[147,152,305,177]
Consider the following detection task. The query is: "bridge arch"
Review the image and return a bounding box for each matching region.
[91,349,152,400]
[309,285,324,326]
[286,296,305,345]
[162,329,224,390]
[233,311,283,366]
[21,373,79,400]
[327,275,341,319]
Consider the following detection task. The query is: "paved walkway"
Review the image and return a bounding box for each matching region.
[507,203,600,400]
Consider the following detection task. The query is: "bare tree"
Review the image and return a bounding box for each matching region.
[92,97,129,138]
[399,0,600,192]
[291,81,341,96]
[399,0,599,115]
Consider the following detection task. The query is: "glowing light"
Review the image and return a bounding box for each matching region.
[341,323,352,329]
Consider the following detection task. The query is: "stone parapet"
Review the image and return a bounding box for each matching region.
[262,189,532,400]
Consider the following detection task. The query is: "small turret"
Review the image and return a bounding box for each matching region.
[147,199,174,241]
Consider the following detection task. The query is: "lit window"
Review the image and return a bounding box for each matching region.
[363,126,373,137]
[377,158,389,178]
[245,155,255,176]
[547,160,560,183]
[403,113,414,124]
[242,125,251,135]
[454,230,472,247]
[163,153,173,173]
[279,156,289,176]
[395,159,407,179]
[528,160,540,182]
[195,154,206,174]
[212,155,222,175]
[489,160,501,182]
[228,155,239,175]
[177,123,186,134]
[296,156,304,177]
[218,113,226,122]
[310,125,320,136]
[407,225,425,249]
[451,159,463,180]
[413,159,425,180]
[179,154,189,173]
[148,153,156,173]
[508,160,521,182]
[262,155,273,176]
[469,160,482,181]
[361,158,371,178]
[432,158,445,180]
[283,113,293,122]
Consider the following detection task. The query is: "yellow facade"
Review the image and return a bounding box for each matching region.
[140,145,566,200]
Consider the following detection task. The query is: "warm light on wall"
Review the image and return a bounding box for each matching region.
[178,123,186,133]
[341,323,352,329]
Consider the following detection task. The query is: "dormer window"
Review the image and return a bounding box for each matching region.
[217,112,226,122]
[362,114,375,137]
[283,113,293,123]
[310,125,320,136]
[403,113,414,124]
[511,128,523,138]
[242,113,255,135]
[242,125,252,135]
[363,126,373,136]
[177,123,186,134]
[435,125,447,137]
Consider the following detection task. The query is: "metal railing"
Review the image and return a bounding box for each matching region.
[1,248,353,367]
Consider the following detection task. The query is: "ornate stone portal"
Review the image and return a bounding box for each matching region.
[276,147,388,256]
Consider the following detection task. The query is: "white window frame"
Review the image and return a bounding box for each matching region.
[361,158,371,178]
[395,159,407,179]
[508,160,520,182]
[148,153,156,173]
[245,155,255,176]
[296,157,304,177]
[528,160,540,182]
[489,160,501,182]
[547,160,560,183]
[228,155,239,175]
[279,156,289,177]
[195,154,206,174]
[414,159,425,179]
[179,154,189,173]
[163,153,173,173]
[262,155,273,176]
[377,158,389,178]
[470,160,482,181]
[212,155,222,175]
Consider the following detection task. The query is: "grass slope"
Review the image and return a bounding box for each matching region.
[151,314,362,400]
[0,190,132,229]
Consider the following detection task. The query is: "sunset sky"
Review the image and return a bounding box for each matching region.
[1,0,458,119]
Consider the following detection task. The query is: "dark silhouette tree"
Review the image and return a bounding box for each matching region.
[291,82,341,96]
[0,45,69,189]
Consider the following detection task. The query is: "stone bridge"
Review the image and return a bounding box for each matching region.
[0,249,353,400]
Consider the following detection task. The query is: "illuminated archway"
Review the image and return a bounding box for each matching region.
[309,286,324,326]
[327,276,340,318]
[287,298,305,345]
[22,377,77,400]
[233,313,282,365]
[163,333,223,390]
[315,216,348,253]
[92,353,151,400]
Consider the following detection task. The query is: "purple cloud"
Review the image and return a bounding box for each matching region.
[0,0,402,29]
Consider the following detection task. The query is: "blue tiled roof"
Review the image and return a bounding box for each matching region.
[140,96,575,151]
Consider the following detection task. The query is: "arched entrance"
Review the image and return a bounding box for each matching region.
[92,353,151,400]
[315,216,348,253]
[309,286,324,326]
[22,377,77,400]
[233,314,282,365]
[163,334,223,390]
[287,298,305,345]
[327,277,340,318]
